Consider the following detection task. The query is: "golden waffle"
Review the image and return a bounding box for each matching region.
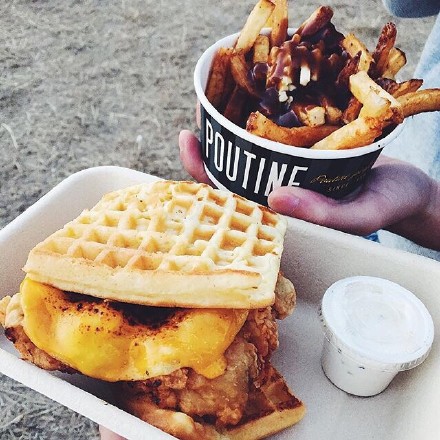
[23,181,287,308]
[226,364,306,439]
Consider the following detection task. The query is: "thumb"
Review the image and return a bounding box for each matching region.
[99,426,126,440]
[178,130,212,185]
[268,186,383,236]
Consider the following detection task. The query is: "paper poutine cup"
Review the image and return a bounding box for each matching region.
[194,31,403,206]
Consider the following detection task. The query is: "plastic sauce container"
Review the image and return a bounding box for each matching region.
[319,276,434,397]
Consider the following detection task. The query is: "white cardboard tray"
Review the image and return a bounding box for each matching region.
[1,166,439,440]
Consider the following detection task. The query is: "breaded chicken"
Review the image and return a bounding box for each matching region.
[1,294,75,373]
[118,333,259,427]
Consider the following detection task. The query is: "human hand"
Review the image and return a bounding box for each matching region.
[179,130,212,186]
[178,103,212,186]
[267,155,439,250]
[178,130,440,250]
[99,425,126,440]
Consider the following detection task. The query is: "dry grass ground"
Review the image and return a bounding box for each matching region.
[0,0,435,438]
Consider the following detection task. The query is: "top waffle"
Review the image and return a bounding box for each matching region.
[23,180,287,308]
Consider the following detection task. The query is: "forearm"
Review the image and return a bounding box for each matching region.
[382,0,440,17]
[386,178,440,250]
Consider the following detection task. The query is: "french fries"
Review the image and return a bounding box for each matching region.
[204,0,440,150]
[205,47,233,110]
[341,33,373,72]
[292,102,326,127]
[267,0,288,47]
[253,35,270,64]
[371,22,397,77]
[398,89,440,118]
[318,94,343,125]
[376,78,423,98]
[310,116,382,150]
[235,0,275,54]
[223,86,247,125]
[342,97,362,124]
[295,5,333,37]
[349,71,403,123]
[247,111,338,146]
[230,52,261,98]
[381,47,407,79]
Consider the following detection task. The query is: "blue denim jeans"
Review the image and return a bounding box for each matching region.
[364,231,380,242]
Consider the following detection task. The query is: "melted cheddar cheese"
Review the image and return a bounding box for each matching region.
[20,278,248,382]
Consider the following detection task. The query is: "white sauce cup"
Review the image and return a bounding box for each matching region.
[319,276,434,396]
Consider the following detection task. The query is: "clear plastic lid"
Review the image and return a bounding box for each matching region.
[320,276,434,372]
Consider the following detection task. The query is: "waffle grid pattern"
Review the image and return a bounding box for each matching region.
[41,181,286,275]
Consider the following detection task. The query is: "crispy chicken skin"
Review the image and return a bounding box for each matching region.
[1,294,76,373]
[243,307,279,362]
[4,326,76,374]
[0,296,8,327]
[273,272,296,319]
[119,333,259,427]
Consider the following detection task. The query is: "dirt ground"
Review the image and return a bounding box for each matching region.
[0,0,435,438]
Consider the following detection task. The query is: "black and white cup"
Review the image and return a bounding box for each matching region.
[194,31,403,206]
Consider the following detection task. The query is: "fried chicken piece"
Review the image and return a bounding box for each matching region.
[273,272,296,319]
[240,274,296,364]
[242,307,279,361]
[0,296,10,326]
[119,334,259,427]
[1,293,76,373]
[4,325,76,373]
[179,335,258,426]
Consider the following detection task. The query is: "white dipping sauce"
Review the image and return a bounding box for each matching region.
[319,276,434,396]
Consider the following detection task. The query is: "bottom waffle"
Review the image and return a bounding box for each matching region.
[227,364,305,439]
[115,363,305,440]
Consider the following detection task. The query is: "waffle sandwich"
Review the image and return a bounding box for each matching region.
[0,180,305,439]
